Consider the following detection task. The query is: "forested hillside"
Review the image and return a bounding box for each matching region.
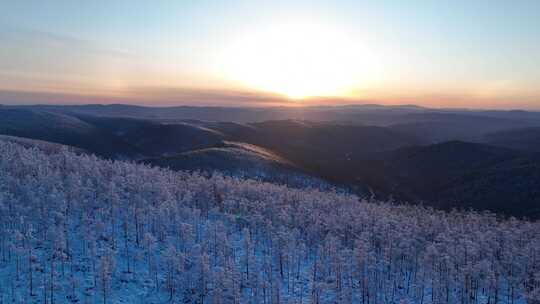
[3,107,540,217]
[354,141,540,217]
[0,140,539,303]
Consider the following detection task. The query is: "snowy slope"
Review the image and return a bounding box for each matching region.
[0,139,539,303]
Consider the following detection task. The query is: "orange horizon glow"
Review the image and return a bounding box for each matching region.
[2,85,540,111]
[1,2,539,109]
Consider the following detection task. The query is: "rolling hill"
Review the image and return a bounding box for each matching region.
[2,105,540,217]
[0,108,226,159]
[142,141,329,188]
[0,108,143,158]
[483,127,540,152]
[355,141,540,217]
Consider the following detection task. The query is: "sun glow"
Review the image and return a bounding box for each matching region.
[221,21,377,99]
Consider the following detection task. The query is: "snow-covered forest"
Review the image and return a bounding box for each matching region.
[0,140,539,304]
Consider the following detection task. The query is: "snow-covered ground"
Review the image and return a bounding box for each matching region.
[0,140,538,303]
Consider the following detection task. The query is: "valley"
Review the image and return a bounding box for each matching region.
[2,104,540,218]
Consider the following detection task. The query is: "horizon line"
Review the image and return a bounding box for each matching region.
[1,88,539,112]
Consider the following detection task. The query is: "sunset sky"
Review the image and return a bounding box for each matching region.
[1,1,539,109]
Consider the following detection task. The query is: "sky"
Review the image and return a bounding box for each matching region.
[1,0,540,109]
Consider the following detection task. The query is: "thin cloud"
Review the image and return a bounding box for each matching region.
[1,87,538,110]
[125,86,290,106]
[0,24,132,58]
[0,90,130,105]
[0,87,291,107]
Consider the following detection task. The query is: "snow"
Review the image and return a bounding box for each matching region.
[0,139,538,303]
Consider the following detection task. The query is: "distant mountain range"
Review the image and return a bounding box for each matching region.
[1,104,539,218]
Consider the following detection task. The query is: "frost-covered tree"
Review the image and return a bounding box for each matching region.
[0,139,539,303]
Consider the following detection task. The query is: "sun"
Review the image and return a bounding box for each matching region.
[220,21,375,99]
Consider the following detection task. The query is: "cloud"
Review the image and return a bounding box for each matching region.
[0,24,135,90]
[0,24,131,58]
[0,87,291,107]
[2,87,539,110]
[124,86,289,106]
[0,90,128,105]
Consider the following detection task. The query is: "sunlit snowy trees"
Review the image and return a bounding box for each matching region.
[0,140,539,303]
